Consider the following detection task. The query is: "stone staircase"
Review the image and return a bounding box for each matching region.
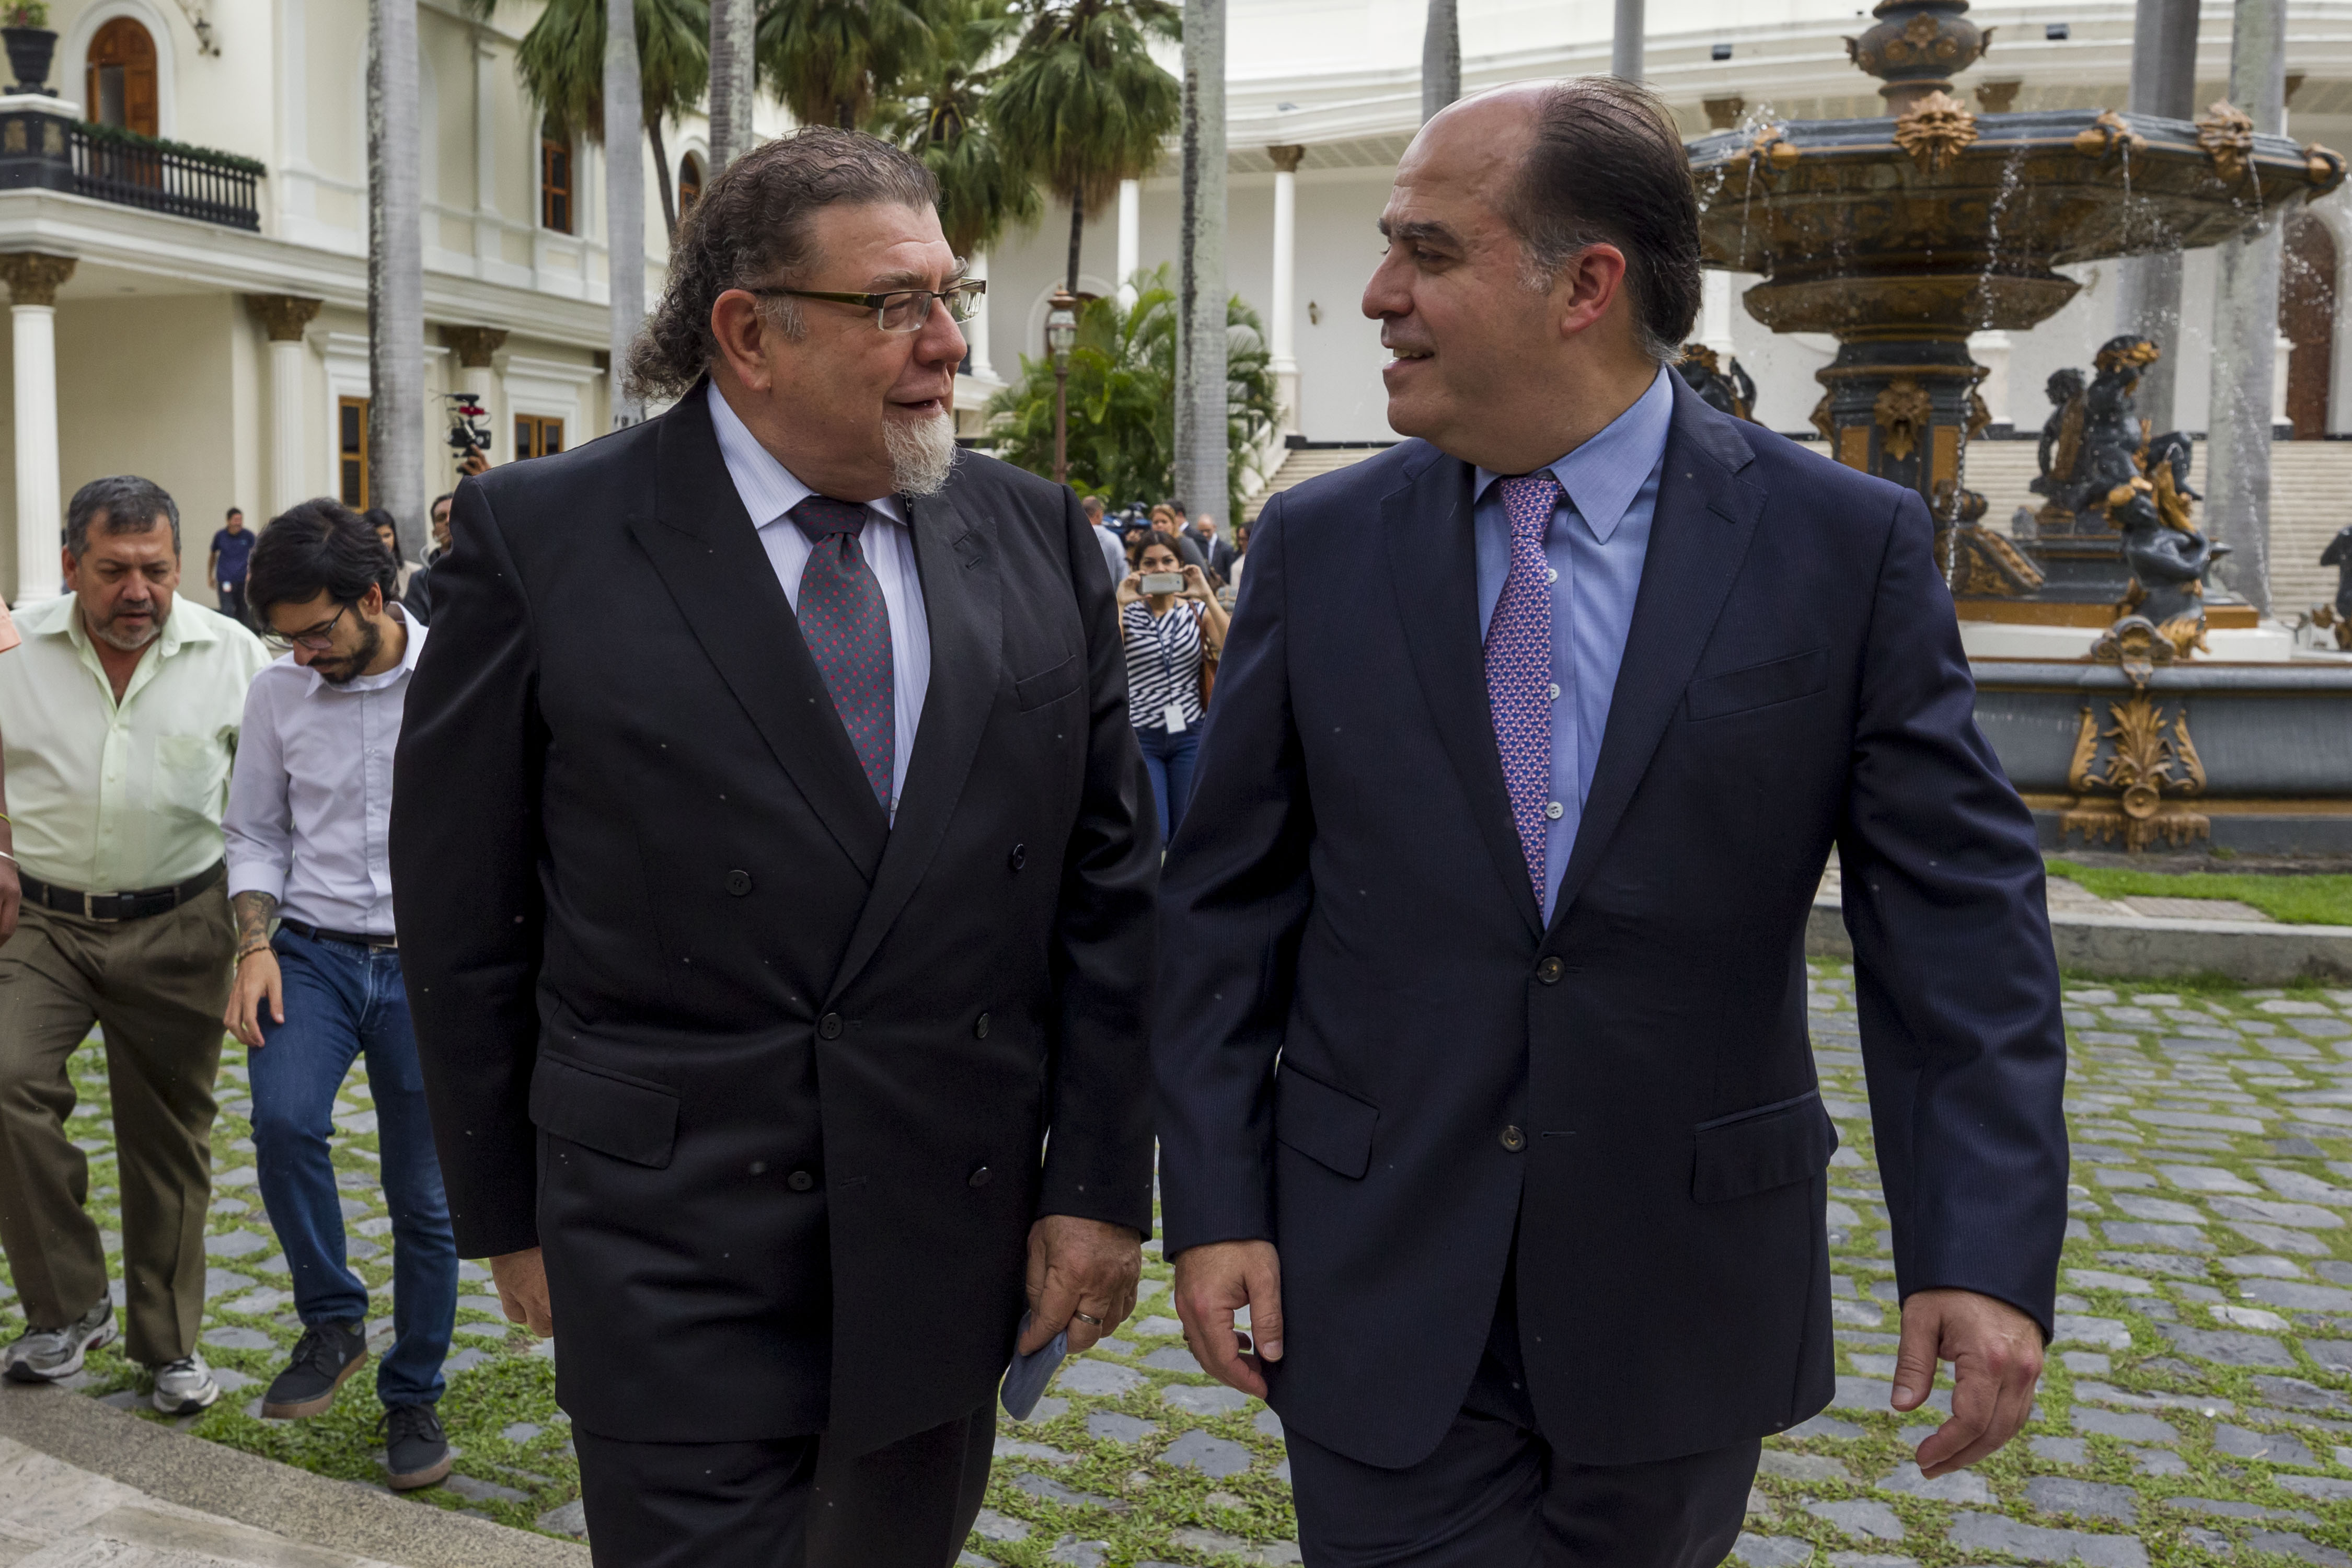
[1961,436,2351,617]
[1241,446,1391,522]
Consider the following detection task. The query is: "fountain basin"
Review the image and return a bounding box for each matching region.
[1972,659,2352,853]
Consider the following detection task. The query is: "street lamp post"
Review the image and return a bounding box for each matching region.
[1046,289,1078,486]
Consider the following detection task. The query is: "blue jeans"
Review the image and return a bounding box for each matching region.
[1135,723,1201,843]
[250,928,457,1407]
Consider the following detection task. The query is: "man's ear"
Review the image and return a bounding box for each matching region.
[710,291,776,393]
[1556,244,1630,342]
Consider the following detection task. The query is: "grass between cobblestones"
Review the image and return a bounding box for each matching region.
[5,966,2352,1566]
[2046,860,2352,928]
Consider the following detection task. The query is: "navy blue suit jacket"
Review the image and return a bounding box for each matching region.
[1154,376,2068,1470]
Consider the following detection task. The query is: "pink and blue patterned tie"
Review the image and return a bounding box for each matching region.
[791,495,895,810]
[1486,472,1560,900]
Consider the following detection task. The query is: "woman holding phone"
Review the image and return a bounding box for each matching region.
[1117,538,1229,841]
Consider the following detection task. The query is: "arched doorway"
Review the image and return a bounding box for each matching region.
[2282,210,2337,441]
[678,151,704,214]
[85,18,158,137]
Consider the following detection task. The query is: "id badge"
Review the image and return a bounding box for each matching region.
[1162,703,1187,734]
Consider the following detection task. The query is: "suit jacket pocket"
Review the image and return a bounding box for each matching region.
[1274,1062,1379,1180]
[530,1050,681,1169]
[1690,1089,1837,1203]
[1685,649,1828,722]
[1014,654,1083,711]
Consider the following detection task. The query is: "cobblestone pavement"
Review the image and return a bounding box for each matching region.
[5,966,2352,1566]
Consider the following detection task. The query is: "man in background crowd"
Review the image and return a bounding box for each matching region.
[207,508,253,625]
[0,475,269,1414]
[223,500,457,1492]
[1190,512,1238,587]
[1082,494,1127,590]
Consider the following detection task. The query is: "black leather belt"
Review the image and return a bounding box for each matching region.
[21,862,224,923]
[279,919,398,951]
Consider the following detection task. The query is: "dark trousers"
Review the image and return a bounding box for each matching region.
[1285,1265,1759,1568]
[217,582,247,626]
[573,1398,996,1568]
[250,929,456,1407]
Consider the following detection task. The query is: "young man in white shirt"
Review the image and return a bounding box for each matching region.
[222,500,456,1492]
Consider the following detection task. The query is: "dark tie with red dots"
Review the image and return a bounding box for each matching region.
[790,495,895,811]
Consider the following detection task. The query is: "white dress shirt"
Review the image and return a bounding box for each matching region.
[707,381,932,817]
[224,609,428,937]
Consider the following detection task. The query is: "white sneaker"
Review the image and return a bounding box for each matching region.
[2,1301,116,1382]
[151,1352,220,1415]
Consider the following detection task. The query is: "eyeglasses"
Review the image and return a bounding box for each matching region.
[753,276,986,333]
[263,602,351,653]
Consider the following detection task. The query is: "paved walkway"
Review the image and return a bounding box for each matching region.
[6,967,2352,1565]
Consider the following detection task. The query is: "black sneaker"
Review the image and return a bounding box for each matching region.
[261,1321,368,1418]
[382,1401,452,1491]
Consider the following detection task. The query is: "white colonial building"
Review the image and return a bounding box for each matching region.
[1,0,2348,609]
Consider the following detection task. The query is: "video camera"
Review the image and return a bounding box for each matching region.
[444,391,492,463]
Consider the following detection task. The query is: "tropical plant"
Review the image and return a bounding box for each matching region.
[873,0,1038,257]
[757,0,938,131]
[983,266,1280,519]
[2,3,50,30]
[987,0,1180,294]
[472,0,709,239]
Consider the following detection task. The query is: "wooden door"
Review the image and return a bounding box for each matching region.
[339,397,370,508]
[514,414,564,460]
[2282,212,2337,441]
[85,19,158,137]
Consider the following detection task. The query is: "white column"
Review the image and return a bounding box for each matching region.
[2,255,74,603]
[967,251,997,384]
[12,304,59,601]
[2274,330,2295,430]
[1969,329,2013,429]
[1700,269,1736,359]
[269,338,307,516]
[474,35,501,267]
[1116,179,1141,307]
[1269,146,1302,438]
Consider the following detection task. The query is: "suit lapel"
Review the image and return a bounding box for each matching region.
[626,383,889,882]
[826,485,1002,1000]
[1550,377,1766,928]
[1382,448,1544,937]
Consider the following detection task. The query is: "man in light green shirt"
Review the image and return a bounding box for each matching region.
[0,475,269,1415]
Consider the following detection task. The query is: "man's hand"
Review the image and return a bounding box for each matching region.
[1172,1240,1283,1400]
[1893,1287,2045,1477]
[490,1246,554,1336]
[224,951,284,1048]
[1021,1216,1141,1356]
[0,851,18,943]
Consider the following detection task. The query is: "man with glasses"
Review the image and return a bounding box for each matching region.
[0,475,269,1413]
[394,127,1157,1566]
[222,500,456,1492]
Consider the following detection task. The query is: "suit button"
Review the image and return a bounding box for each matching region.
[975,1012,990,1039]
[1500,1125,1527,1152]
[1536,958,1563,984]
[787,1169,815,1192]
[819,1013,843,1040]
[1009,843,1027,871]
[968,1165,992,1187]
[725,869,753,896]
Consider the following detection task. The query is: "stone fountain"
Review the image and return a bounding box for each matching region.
[1685,8,2352,854]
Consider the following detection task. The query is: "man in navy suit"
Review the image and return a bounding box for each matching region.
[1154,78,2067,1565]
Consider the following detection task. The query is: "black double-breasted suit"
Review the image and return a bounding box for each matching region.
[390,384,1158,1458]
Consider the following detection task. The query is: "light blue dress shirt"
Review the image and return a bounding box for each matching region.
[1473,365,1675,923]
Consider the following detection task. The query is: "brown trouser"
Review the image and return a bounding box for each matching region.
[0,880,231,1364]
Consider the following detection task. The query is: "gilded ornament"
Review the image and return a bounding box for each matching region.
[1892,89,1979,174]
[2072,110,2145,163]
[2196,100,2256,183]
[2061,618,2208,852]
[2305,142,2347,195]
[1808,393,1835,444]
[1873,377,1933,463]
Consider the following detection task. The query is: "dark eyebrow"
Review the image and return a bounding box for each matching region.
[1377,217,1463,250]
[868,261,971,292]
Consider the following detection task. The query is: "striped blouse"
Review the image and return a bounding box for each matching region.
[1122,600,1206,732]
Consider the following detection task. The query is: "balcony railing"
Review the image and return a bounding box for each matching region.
[0,109,262,232]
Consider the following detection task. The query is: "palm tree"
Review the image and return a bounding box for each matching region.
[874,0,1038,257]
[707,0,755,169]
[1172,0,1223,528]
[367,0,425,557]
[1421,0,1457,121]
[757,0,938,131]
[499,0,711,238]
[606,0,647,424]
[988,0,1181,295]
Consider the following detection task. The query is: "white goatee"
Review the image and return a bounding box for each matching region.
[884,410,958,498]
